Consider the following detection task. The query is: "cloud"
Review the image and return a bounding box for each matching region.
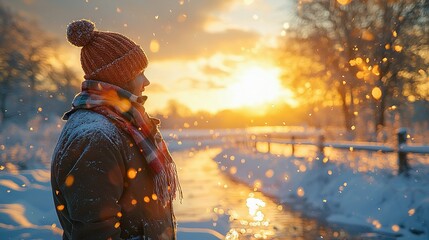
[181,78,225,90]
[206,80,225,89]
[5,0,261,61]
[150,28,259,60]
[201,65,230,77]
[23,0,34,5]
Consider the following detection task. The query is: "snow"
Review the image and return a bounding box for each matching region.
[0,169,62,239]
[1,123,428,239]
[326,141,394,152]
[214,148,429,239]
[400,144,429,154]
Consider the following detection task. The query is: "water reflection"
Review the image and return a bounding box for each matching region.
[173,148,359,240]
[246,195,266,222]
[227,194,273,239]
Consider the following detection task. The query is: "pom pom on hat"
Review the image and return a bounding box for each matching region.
[67,19,96,47]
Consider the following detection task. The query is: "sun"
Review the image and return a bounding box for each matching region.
[226,66,290,108]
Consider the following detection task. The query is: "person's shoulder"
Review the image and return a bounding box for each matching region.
[63,109,123,145]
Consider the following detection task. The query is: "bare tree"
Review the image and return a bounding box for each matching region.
[0,5,26,124]
[283,0,428,135]
[0,51,25,123]
[0,4,80,127]
[365,0,429,128]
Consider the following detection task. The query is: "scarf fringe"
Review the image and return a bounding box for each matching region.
[154,162,183,207]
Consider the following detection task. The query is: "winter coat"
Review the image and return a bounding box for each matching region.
[51,109,176,240]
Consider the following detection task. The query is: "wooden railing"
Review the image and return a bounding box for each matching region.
[242,128,429,176]
[164,128,428,175]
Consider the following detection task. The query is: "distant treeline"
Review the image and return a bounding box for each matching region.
[0,4,80,127]
[154,99,429,139]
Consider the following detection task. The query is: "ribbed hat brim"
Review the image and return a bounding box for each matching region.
[84,45,148,85]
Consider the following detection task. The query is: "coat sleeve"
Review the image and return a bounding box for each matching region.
[59,130,125,240]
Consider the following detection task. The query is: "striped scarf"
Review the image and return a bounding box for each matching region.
[63,80,182,206]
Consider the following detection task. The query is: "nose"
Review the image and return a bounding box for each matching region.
[143,75,150,87]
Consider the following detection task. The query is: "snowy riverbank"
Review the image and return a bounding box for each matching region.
[214,148,429,239]
[1,124,428,239]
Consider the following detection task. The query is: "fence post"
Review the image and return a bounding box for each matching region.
[291,136,295,156]
[267,134,271,154]
[252,135,257,153]
[397,128,410,176]
[317,134,325,163]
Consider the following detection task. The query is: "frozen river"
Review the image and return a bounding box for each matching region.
[173,148,375,240]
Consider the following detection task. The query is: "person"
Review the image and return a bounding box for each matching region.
[51,19,182,240]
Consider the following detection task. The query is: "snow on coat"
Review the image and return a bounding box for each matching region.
[51,109,175,240]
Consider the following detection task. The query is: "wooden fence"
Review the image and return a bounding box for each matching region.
[242,128,429,176]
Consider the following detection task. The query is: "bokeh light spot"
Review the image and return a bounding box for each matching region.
[127,168,137,179]
[297,187,305,197]
[65,175,74,187]
[372,87,382,100]
[150,39,160,53]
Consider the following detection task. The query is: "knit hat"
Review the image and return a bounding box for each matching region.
[66,19,148,86]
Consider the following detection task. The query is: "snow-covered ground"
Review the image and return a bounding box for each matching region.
[214,147,429,239]
[1,123,429,239]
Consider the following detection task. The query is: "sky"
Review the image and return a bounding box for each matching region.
[4,0,298,114]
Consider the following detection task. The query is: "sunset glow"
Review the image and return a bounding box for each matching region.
[3,0,297,115]
[226,67,285,108]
